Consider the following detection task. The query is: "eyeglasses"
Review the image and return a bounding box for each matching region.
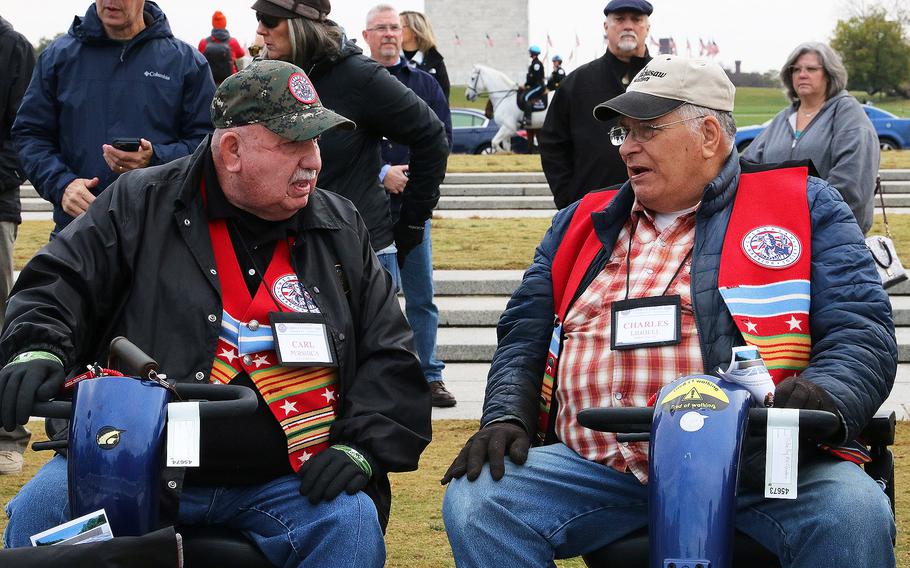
[366,24,402,33]
[609,115,706,146]
[256,12,282,29]
[789,65,823,75]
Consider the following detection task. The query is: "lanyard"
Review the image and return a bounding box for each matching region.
[624,216,694,301]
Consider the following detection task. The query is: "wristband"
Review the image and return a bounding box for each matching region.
[5,351,63,368]
[332,444,372,478]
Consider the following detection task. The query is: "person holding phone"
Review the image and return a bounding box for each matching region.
[12,0,216,238]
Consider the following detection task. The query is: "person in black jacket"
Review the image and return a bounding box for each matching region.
[523,45,545,125]
[539,0,653,209]
[400,10,450,98]
[0,61,431,567]
[253,0,448,286]
[0,15,35,477]
[547,55,566,91]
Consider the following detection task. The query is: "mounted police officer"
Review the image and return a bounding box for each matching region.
[547,55,566,91]
[523,45,546,126]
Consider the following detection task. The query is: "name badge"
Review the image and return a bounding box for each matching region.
[270,312,338,367]
[610,295,682,350]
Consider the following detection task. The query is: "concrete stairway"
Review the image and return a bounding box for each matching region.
[430,170,910,218]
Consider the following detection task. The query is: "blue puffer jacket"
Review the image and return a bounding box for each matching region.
[12,1,215,231]
[483,153,896,447]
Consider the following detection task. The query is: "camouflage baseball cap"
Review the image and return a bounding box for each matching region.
[211,59,354,141]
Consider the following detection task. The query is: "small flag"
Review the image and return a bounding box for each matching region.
[546,33,554,47]
[454,33,462,47]
[649,35,660,49]
[515,32,524,46]
[485,33,494,48]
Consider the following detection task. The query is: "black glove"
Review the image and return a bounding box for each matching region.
[298,445,373,504]
[440,421,530,484]
[393,220,425,268]
[774,377,844,441]
[0,352,66,432]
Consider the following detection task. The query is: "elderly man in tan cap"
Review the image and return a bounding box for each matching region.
[442,56,895,567]
[0,59,430,568]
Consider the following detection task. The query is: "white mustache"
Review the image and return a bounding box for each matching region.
[290,169,317,183]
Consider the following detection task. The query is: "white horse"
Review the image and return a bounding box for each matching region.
[465,64,551,153]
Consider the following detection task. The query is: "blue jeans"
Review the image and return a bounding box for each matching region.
[400,219,444,382]
[376,249,401,294]
[443,443,895,567]
[5,456,385,567]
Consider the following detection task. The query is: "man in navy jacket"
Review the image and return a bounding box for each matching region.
[12,0,215,237]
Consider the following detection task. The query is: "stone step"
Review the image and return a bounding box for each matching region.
[434,209,556,218]
[434,270,524,295]
[22,197,51,212]
[439,326,910,363]
[878,169,910,181]
[436,195,556,210]
[422,291,910,328]
[436,327,497,362]
[432,271,910,297]
[441,172,547,185]
[439,183,551,196]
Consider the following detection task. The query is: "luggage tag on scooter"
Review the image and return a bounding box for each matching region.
[270,312,338,367]
[166,402,200,467]
[764,408,799,499]
[610,295,682,350]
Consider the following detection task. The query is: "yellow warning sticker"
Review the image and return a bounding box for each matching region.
[659,377,729,413]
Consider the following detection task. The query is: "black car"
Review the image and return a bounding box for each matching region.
[450,107,528,154]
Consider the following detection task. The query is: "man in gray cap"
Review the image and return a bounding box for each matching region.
[443,56,895,566]
[540,0,653,209]
[0,60,430,567]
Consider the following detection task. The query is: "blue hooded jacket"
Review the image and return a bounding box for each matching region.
[12,1,215,231]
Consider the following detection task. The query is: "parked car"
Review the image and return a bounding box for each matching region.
[450,107,527,154]
[735,105,910,152]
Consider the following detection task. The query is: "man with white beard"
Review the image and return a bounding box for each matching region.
[539,0,653,209]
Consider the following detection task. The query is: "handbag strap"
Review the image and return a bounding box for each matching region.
[876,175,893,239]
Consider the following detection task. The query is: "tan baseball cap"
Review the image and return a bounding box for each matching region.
[594,55,735,121]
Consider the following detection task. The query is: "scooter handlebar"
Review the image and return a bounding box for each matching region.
[108,336,159,378]
[31,384,259,420]
[577,407,841,440]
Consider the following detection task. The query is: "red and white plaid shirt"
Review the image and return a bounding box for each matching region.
[555,201,703,483]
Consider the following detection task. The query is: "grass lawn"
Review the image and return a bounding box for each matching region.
[0,419,907,567]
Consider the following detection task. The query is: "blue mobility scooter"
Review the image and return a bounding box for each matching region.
[575,373,896,568]
[2,337,277,567]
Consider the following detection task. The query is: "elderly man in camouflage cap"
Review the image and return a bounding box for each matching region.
[0,59,431,567]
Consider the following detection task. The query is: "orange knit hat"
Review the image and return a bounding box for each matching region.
[212,11,227,29]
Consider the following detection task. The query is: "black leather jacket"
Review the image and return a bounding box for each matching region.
[1,140,432,527]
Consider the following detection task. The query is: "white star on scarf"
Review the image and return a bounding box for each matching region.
[298,451,312,465]
[745,321,758,333]
[280,400,298,416]
[252,354,270,368]
[321,388,336,403]
[786,316,802,330]
[219,348,237,363]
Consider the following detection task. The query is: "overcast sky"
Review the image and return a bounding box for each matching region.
[3,0,850,73]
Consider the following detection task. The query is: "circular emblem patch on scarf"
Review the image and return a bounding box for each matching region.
[273,274,309,311]
[742,226,802,269]
[288,72,318,104]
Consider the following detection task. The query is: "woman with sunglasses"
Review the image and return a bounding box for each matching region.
[743,42,878,234]
[251,0,448,302]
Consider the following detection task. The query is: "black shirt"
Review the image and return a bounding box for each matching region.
[185,152,303,486]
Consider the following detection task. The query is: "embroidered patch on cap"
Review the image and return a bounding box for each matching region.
[742,226,802,269]
[288,72,318,104]
[273,274,320,312]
